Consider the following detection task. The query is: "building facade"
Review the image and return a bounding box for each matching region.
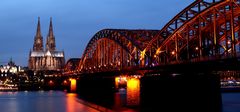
[28,17,65,71]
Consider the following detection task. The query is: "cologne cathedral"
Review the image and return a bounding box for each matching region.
[28,17,65,71]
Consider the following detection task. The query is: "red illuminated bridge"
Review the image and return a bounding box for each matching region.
[64,0,240,74]
[62,1,240,112]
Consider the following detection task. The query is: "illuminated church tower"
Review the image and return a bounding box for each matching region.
[33,17,44,52]
[46,17,56,51]
[28,17,65,71]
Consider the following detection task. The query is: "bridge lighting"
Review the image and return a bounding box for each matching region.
[69,78,77,92]
[228,49,231,52]
[133,75,141,79]
[227,40,231,45]
[63,80,68,85]
[156,49,160,54]
[171,51,175,55]
[156,49,165,54]
[49,80,54,86]
[172,73,181,77]
[195,47,199,50]
[140,50,146,59]
[152,63,155,66]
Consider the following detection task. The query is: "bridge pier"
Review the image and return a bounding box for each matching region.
[140,72,222,112]
[75,70,222,112]
[76,72,116,108]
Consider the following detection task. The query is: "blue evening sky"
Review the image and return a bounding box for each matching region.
[0,0,193,66]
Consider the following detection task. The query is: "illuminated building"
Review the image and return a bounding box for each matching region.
[28,17,65,71]
[0,59,23,91]
[0,58,24,83]
[0,58,24,76]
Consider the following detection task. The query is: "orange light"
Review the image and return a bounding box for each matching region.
[171,51,175,55]
[69,78,77,92]
[49,80,54,85]
[127,78,139,89]
[63,80,67,85]
[115,77,120,89]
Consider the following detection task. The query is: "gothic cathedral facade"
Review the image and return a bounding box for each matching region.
[28,17,65,71]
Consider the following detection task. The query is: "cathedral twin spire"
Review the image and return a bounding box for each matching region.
[33,17,43,51]
[33,17,56,52]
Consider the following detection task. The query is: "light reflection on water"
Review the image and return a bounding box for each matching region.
[0,89,239,112]
[0,91,99,112]
[126,78,140,106]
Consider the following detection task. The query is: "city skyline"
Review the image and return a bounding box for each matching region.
[0,0,192,66]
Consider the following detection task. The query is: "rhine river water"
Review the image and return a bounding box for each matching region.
[0,90,238,112]
[0,91,100,112]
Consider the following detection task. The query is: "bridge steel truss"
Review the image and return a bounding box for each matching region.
[145,0,240,66]
[74,0,240,73]
[78,29,158,73]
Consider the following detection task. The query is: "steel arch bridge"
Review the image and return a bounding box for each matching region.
[78,29,158,73]
[68,0,240,74]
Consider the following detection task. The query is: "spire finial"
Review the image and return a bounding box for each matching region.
[49,17,53,37]
[36,16,42,37]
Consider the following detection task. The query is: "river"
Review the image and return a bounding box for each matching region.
[0,91,99,112]
[0,91,238,112]
[222,92,240,112]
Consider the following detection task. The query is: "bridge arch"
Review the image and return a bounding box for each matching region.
[78,29,158,73]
